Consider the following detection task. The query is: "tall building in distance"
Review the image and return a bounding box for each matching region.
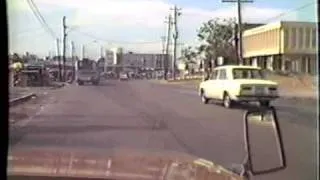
[122,52,172,70]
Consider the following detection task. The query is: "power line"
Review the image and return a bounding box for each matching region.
[71,30,162,44]
[26,0,57,38]
[12,24,60,36]
[262,2,316,23]
[182,4,235,16]
[28,0,57,38]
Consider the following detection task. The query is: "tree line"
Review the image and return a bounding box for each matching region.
[181,17,238,74]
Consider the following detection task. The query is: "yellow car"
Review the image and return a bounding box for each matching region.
[199,65,279,108]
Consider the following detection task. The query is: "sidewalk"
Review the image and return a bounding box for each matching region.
[279,89,316,100]
[156,80,317,100]
[9,83,66,105]
[10,87,34,101]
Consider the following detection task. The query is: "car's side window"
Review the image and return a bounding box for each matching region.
[210,70,218,80]
[218,69,227,80]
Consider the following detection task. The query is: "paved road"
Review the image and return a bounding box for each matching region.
[9,80,317,180]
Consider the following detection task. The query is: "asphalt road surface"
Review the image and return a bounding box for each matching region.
[9,80,317,180]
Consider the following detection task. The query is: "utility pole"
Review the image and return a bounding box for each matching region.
[171,5,181,80]
[164,15,172,80]
[56,38,62,81]
[62,16,67,81]
[161,36,166,70]
[71,41,75,82]
[222,0,253,65]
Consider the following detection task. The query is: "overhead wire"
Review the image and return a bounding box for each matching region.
[26,0,57,39]
[12,24,60,37]
[262,2,316,23]
[71,30,162,44]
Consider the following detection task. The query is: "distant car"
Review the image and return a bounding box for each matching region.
[198,65,279,108]
[119,73,129,81]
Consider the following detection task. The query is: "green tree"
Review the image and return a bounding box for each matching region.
[181,46,197,72]
[197,18,238,74]
[12,53,22,63]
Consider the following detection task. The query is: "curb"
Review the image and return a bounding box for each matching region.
[280,96,316,101]
[10,93,36,106]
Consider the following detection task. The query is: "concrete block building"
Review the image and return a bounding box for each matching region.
[243,21,317,74]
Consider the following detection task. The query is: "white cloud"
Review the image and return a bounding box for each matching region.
[35,0,296,28]
[9,0,299,55]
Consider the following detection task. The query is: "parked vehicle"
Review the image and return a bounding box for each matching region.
[199,65,279,108]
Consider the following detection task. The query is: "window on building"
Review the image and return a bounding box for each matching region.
[291,28,296,48]
[284,29,289,48]
[305,28,311,48]
[298,28,303,48]
[312,28,316,48]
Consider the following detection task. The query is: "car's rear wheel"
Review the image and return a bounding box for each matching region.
[200,89,209,104]
[223,92,233,108]
[259,100,270,107]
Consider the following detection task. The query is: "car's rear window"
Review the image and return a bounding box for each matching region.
[79,71,97,75]
[232,68,264,79]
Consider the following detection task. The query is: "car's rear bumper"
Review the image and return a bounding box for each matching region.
[77,78,99,82]
[235,95,279,101]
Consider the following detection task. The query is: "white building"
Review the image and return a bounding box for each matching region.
[243,21,317,74]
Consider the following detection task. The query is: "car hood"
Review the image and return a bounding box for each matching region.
[234,79,278,86]
[7,148,243,180]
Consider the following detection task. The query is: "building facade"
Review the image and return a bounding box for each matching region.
[243,21,317,74]
[122,53,172,70]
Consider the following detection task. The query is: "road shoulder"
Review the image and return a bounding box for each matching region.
[151,80,317,102]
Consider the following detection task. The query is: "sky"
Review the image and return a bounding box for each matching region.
[7,0,317,59]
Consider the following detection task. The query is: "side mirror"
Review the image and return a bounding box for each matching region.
[243,106,286,176]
